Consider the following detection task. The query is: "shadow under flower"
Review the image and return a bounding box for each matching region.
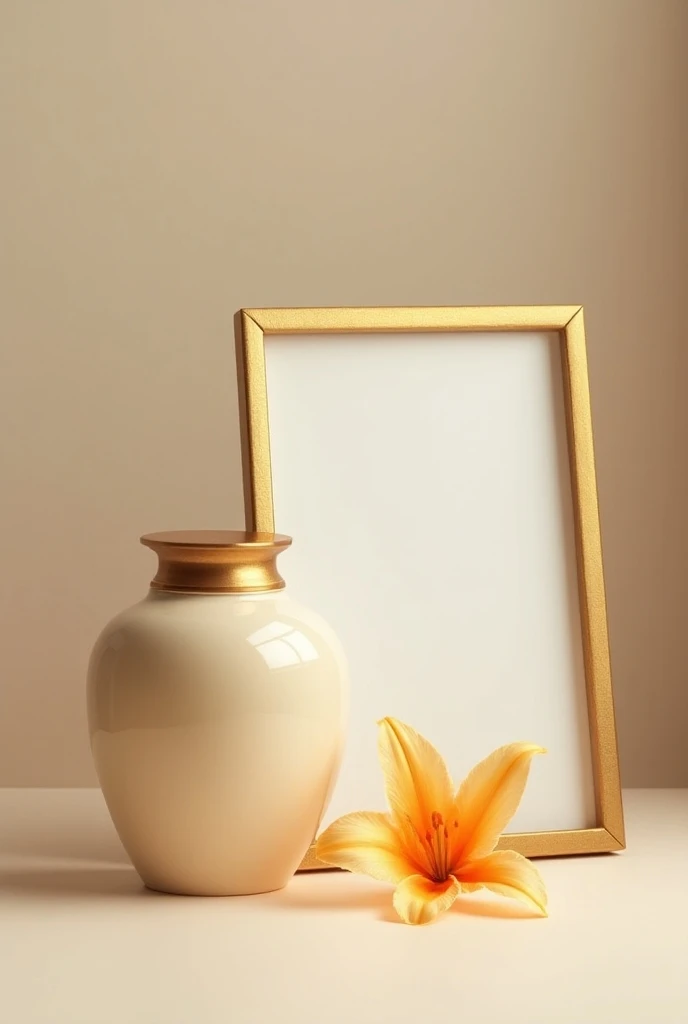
[453,894,544,919]
[272,872,542,924]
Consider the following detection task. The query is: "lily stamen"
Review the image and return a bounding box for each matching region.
[426,810,452,881]
[424,829,440,879]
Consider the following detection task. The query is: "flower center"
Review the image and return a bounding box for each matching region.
[423,812,459,881]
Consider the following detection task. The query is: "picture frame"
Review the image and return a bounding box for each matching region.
[234,306,625,866]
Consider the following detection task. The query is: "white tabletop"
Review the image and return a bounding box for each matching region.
[1,788,686,1024]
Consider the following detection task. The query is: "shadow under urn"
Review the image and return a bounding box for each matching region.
[87,531,349,896]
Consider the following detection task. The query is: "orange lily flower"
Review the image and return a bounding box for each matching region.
[315,717,548,925]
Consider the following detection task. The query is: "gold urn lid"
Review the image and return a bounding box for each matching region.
[140,531,292,594]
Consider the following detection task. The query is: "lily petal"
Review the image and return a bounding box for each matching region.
[378,717,454,836]
[315,811,416,883]
[456,850,548,915]
[393,873,462,925]
[452,742,545,863]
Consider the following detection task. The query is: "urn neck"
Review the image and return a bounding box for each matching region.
[140,531,291,594]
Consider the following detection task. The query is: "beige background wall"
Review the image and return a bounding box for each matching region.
[1,0,686,787]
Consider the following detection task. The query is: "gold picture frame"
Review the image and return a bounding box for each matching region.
[234,306,625,862]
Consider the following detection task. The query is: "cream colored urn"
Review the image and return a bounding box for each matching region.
[87,531,348,896]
